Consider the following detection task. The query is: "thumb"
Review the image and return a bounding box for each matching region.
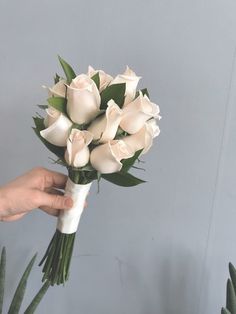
[35,191,73,210]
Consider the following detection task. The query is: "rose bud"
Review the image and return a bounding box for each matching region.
[67,74,101,124]
[48,79,67,98]
[87,99,122,143]
[65,129,93,168]
[110,66,141,105]
[120,92,161,134]
[87,66,113,91]
[40,106,72,147]
[123,118,160,155]
[90,140,134,174]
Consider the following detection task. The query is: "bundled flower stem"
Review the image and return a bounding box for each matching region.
[39,230,75,285]
[34,56,161,285]
[39,168,95,285]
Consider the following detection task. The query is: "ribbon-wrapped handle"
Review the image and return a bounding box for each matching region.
[57,178,92,234]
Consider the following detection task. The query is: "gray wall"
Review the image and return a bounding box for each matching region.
[0,0,235,313]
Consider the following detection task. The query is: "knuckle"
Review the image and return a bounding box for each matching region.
[44,174,53,188]
[32,190,42,206]
[52,195,63,209]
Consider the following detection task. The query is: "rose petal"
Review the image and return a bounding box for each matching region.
[90,140,133,174]
[40,112,72,147]
[88,99,122,143]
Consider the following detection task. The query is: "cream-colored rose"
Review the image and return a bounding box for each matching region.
[110,66,141,105]
[65,129,93,168]
[47,79,67,98]
[90,140,134,174]
[40,106,72,147]
[122,119,160,155]
[87,66,113,91]
[120,93,160,134]
[87,99,122,143]
[42,79,66,97]
[67,74,101,124]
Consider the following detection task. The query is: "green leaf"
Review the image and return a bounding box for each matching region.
[121,149,143,172]
[37,104,48,110]
[226,279,236,314]
[79,164,95,172]
[229,263,236,295]
[58,56,76,84]
[102,171,145,187]
[33,117,65,160]
[100,83,126,109]
[135,88,150,99]
[47,97,67,114]
[0,247,6,314]
[222,308,231,314]
[91,72,100,90]
[8,254,37,314]
[54,73,61,84]
[24,281,50,314]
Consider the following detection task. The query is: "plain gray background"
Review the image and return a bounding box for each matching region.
[0,0,236,313]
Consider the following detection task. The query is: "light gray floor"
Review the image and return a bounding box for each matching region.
[0,0,236,313]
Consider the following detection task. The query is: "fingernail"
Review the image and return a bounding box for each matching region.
[65,198,73,208]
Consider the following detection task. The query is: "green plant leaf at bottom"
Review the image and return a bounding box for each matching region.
[24,281,50,314]
[8,254,37,314]
[226,279,236,314]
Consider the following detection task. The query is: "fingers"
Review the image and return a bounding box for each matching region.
[0,213,26,222]
[43,169,68,189]
[44,188,64,196]
[39,206,60,217]
[34,190,73,210]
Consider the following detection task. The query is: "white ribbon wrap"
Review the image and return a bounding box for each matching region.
[57,178,92,234]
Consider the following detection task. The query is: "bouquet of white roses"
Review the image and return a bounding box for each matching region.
[33,56,161,286]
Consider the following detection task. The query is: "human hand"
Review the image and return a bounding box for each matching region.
[0,167,74,222]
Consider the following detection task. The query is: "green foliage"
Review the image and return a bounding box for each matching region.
[222,263,236,314]
[102,171,145,187]
[37,104,48,110]
[226,279,236,314]
[58,55,76,84]
[8,254,37,314]
[47,97,67,114]
[0,248,49,314]
[101,149,145,187]
[222,309,232,314]
[121,149,143,172]
[91,72,100,90]
[135,88,150,99]
[100,83,126,109]
[24,281,50,314]
[54,73,61,84]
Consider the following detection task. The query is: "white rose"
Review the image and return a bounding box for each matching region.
[40,106,72,147]
[65,129,93,168]
[87,66,113,91]
[122,119,160,155]
[120,93,161,134]
[90,140,134,174]
[48,79,67,98]
[67,74,101,124]
[87,99,122,143]
[110,66,141,105]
